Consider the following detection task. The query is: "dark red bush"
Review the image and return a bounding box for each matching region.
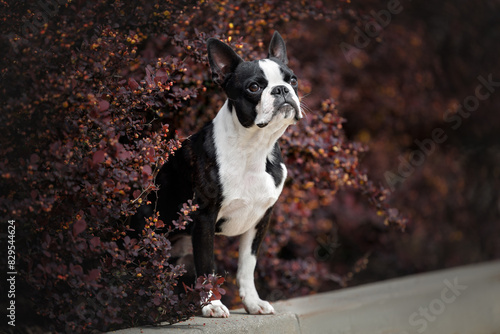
[2,0,497,332]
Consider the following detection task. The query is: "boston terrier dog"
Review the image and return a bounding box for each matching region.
[131,31,302,318]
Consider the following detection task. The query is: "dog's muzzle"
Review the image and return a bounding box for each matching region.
[256,99,301,128]
[256,85,302,128]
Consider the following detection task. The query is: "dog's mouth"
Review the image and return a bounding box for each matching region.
[256,101,301,128]
[278,102,296,116]
[279,99,302,121]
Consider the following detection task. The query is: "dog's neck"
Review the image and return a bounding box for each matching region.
[213,100,289,169]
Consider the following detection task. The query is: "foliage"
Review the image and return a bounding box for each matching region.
[2,0,498,332]
[0,1,228,331]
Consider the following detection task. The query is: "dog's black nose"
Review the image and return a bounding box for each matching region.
[271,85,289,96]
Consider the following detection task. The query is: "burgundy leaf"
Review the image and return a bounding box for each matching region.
[128,78,139,90]
[73,219,86,236]
[92,150,106,165]
[98,100,110,112]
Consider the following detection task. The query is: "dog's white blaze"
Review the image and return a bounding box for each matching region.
[213,101,287,237]
[259,59,285,86]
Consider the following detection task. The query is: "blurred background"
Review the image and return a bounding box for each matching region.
[287,0,500,284]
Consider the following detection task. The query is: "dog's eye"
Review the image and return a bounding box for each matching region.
[248,83,260,93]
[290,78,298,87]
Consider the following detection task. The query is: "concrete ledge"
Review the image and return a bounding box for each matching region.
[112,261,500,333]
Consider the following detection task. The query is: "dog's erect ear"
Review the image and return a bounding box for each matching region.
[207,38,243,86]
[268,31,288,65]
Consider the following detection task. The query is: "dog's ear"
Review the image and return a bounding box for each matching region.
[268,31,288,65]
[207,38,243,86]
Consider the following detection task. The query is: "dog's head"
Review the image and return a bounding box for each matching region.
[207,31,303,129]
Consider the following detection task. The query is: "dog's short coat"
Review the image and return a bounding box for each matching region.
[131,31,302,317]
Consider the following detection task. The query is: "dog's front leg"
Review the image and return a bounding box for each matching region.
[237,207,275,315]
[192,212,230,318]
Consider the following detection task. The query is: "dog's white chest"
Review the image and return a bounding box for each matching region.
[216,161,285,236]
[212,104,287,237]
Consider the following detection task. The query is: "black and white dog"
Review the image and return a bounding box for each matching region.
[131,31,302,317]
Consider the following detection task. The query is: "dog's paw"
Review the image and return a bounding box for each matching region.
[243,297,275,315]
[202,300,230,318]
